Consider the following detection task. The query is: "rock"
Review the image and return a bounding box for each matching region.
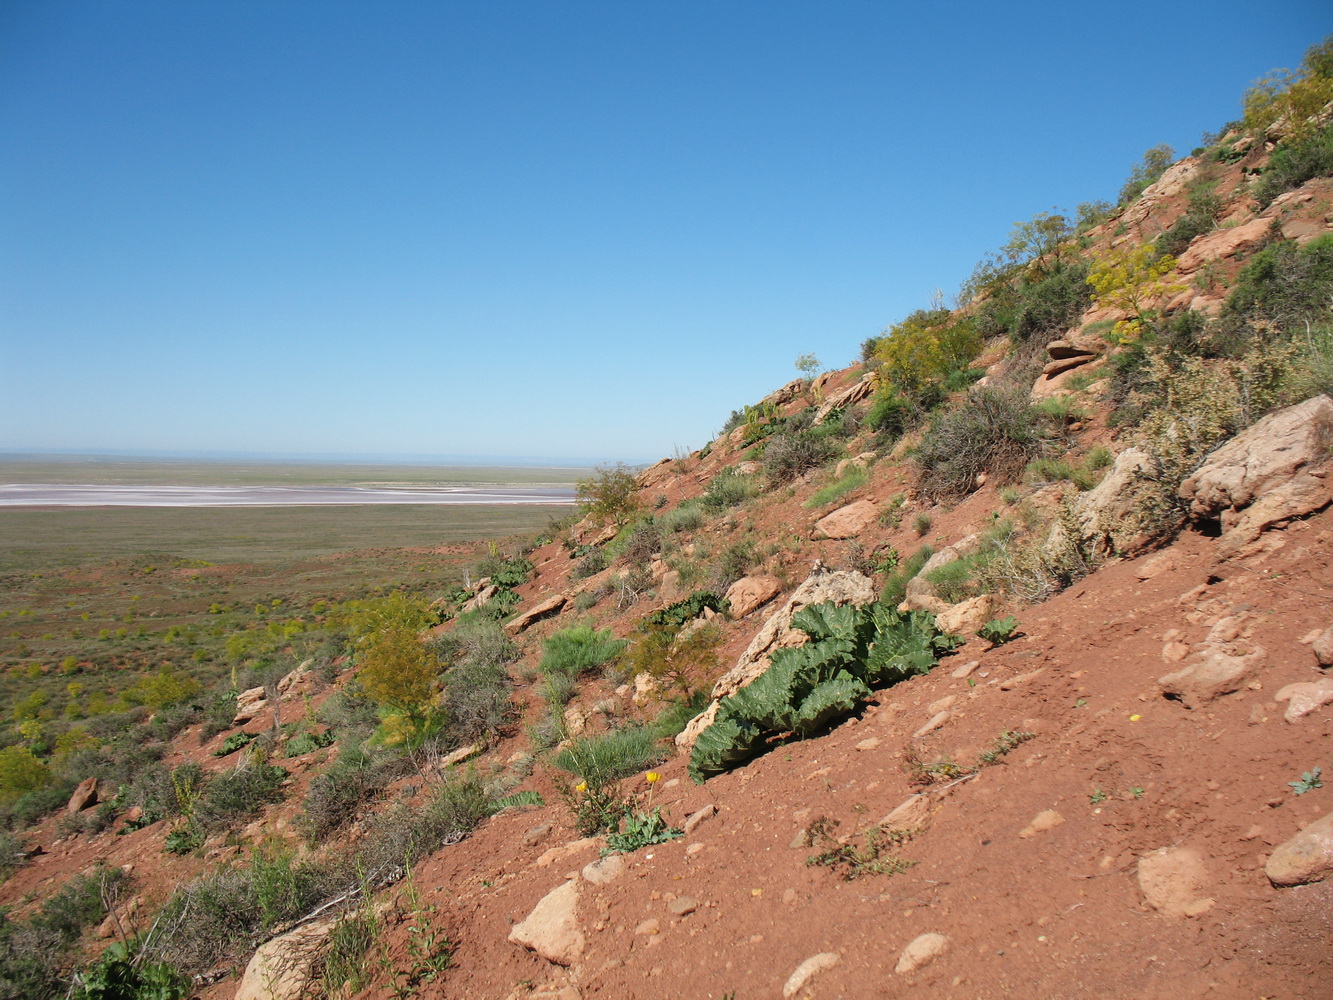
[812,500,878,540]
[1159,645,1265,708]
[813,376,875,423]
[66,777,98,814]
[562,705,588,737]
[950,660,980,679]
[524,823,552,847]
[895,933,949,975]
[1274,679,1333,723]
[935,594,998,636]
[676,564,876,750]
[1216,473,1332,558]
[276,659,316,700]
[1161,641,1191,663]
[505,593,569,634]
[657,570,689,604]
[1180,395,1333,528]
[762,378,809,409]
[855,737,881,751]
[682,804,717,835]
[1134,552,1176,580]
[1050,448,1179,559]
[235,917,337,1000]
[460,583,500,613]
[632,672,659,708]
[439,742,482,768]
[666,895,697,916]
[914,711,950,738]
[782,952,841,997]
[581,855,625,885]
[1316,624,1333,668]
[232,686,268,725]
[1266,810,1333,886]
[508,881,585,966]
[724,575,783,619]
[1176,216,1273,272]
[879,794,934,830]
[1137,847,1215,917]
[633,918,660,936]
[1018,809,1065,839]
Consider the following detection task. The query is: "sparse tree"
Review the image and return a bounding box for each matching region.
[575,462,641,527]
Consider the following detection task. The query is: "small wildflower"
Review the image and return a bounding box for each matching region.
[1129,714,1141,722]
[575,781,587,793]
[645,772,661,784]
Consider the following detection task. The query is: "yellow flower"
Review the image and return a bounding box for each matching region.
[645,772,661,784]
[575,781,587,793]
[1129,714,1142,722]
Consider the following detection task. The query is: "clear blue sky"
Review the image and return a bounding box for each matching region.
[1,1,1327,464]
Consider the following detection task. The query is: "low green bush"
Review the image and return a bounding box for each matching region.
[194,752,287,831]
[656,501,704,534]
[689,602,954,782]
[915,387,1046,501]
[805,466,868,508]
[1253,123,1333,208]
[700,469,760,513]
[540,626,627,680]
[762,431,840,483]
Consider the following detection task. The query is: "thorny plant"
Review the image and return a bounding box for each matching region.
[904,729,1036,786]
[805,816,917,879]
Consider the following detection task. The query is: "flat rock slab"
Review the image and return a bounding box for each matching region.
[1159,646,1265,708]
[508,880,585,966]
[1137,847,1215,917]
[812,500,878,539]
[783,952,840,997]
[1275,678,1333,723]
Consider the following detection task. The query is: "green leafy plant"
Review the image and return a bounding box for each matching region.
[603,805,681,854]
[978,616,1020,646]
[1289,767,1323,795]
[212,731,255,757]
[575,462,641,526]
[689,602,954,782]
[70,938,191,1000]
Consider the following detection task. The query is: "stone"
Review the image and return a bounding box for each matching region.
[657,570,689,604]
[1137,847,1214,917]
[581,855,625,885]
[633,672,659,708]
[855,737,881,751]
[682,804,717,835]
[1159,646,1266,708]
[508,881,585,966]
[1051,448,1180,559]
[935,594,998,636]
[276,659,316,700]
[1161,641,1191,663]
[505,593,569,634]
[460,583,500,613]
[813,376,875,423]
[66,777,98,814]
[232,686,268,725]
[666,896,697,916]
[1176,216,1273,272]
[235,917,337,1000]
[1316,624,1333,668]
[676,564,876,750]
[782,952,841,997]
[1180,395,1333,519]
[1134,552,1176,580]
[812,499,878,540]
[895,933,949,975]
[879,794,934,830]
[1018,809,1065,839]
[1275,679,1333,722]
[634,918,660,936]
[723,575,783,619]
[524,823,552,847]
[1216,473,1332,558]
[562,705,588,737]
[950,660,980,679]
[914,711,950,738]
[439,742,482,768]
[1266,810,1333,886]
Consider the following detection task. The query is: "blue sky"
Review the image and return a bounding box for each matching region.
[1,2,1327,465]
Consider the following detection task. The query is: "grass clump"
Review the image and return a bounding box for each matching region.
[805,816,916,879]
[700,469,760,513]
[554,726,668,836]
[804,465,869,508]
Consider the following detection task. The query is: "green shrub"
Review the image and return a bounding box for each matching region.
[194,751,287,831]
[69,939,190,1000]
[1010,260,1092,346]
[432,617,519,668]
[540,626,628,679]
[34,865,129,943]
[571,547,610,579]
[443,659,512,743]
[762,431,840,483]
[575,463,641,526]
[689,602,953,782]
[656,501,704,534]
[284,728,335,758]
[1253,123,1333,208]
[0,745,51,804]
[700,469,760,513]
[805,466,869,508]
[915,387,1046,501]
[1224,233,1333,332]
[644,591,730,629]
[880,545,934,607]
[211,730,255,757]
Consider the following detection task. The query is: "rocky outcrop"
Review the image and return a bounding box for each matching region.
[66,777,97,814]
[675,565,876,750]
[1158,613,1266,708]
[1047,448,1179,560]
[813,376,875,424]
[277,659,316,701]
[232,686,269,725]
[508,880,585,966]
[1180,396,1333,556]
[898,534,982,613]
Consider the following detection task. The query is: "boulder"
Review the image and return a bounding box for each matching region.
[657,570,688,604]
[1058,448,1180,559]
[724,575,783,619]
[508,880,585,966]
[935,594,998,636]
[1176,217,1273,272]
[1216,472,1332,558]
[675,564,876,750]
[581,855,625,885]
[812,500,878,539]
[66,778,98,814]
[1315,624,1333,668]
[813,376,876,424]
[1180,395,1333,521]
[276,659,316,700]
[1158,645,1266,708]
[460,583,500,613]
[235,917,337,1000]
[1266,810,1333,886]
[232,686,268,725]
[505,593,568,634]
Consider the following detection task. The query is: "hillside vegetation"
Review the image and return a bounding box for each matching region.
[3,39,1333,1000]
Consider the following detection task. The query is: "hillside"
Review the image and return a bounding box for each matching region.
[3,39,1333,1000]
